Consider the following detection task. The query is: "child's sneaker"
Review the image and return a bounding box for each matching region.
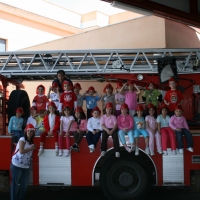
[187,147,194,152]
[150,151,155,156]
[100,151,106,156]
[71,144,79,152]
[163,151,168,156]
[59,150,63,156]
[179,149,183,154]
[65,150,70,157]
[89,144,95,151]
[55,149,59,156]
[172,150,176,155]
[115,152,120,157]
[157,149,163,154]
[145,147,150,155]
[135,147,139,156]
[125,146,131,153]
[38,149,44,156]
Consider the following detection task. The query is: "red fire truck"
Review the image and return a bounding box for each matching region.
[0,49,200,200]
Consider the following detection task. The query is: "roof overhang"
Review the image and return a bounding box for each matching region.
[102,0,200,28]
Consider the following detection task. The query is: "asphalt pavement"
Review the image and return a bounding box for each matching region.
[1,186,200,200]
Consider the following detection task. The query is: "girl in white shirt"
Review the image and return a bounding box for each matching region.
[58,106,74,157]
[86,106,102,153]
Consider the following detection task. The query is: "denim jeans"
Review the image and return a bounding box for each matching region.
[11,130,24,143]
[10,164,30,200]
[118,129,134,145]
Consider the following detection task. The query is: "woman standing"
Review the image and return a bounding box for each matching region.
[10,124,36,200]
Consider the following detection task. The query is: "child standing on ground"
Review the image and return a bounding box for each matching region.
[70,106,87,152]
[117,103,135,153]
[115,82,125,117]
[32,85,49,112]
[8,107,24,143]
[145,103,162,156]
[86,106,102,153]
[121,81,140,116]
[74,83,83,107]
[164,77,184,116]
[47,82,60,111]
[59,80,77,114]
[83,86,101,119]
[102,83,115,114]
[133,105,150,156]
[58,106,75,157]
[169,105,193,154]
[38,102,60,156]
[157,104,176,156]
[100,102,120,157]
[26,106,37,128]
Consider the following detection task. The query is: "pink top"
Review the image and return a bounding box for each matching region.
[60,116,74,132]
[100,114,117,129]
[124,91,137,110]
[169,115,189,130]
[115,93,125,110]
[145,115,157,130]
[71,119,87,132]
[117,114,134,130]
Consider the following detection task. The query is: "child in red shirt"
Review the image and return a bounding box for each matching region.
[33,85,49,112]
[37,102,60,156]
[164,78,184,116]
[59,80,77,114]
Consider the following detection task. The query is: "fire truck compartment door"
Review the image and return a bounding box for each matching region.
[39,150,71,185]
[163,148,184,184]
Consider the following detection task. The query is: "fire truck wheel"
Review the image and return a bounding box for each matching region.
[8,90,30,122]
[100,159,151,200]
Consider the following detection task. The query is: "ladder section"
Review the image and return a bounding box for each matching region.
[0,49,200,80]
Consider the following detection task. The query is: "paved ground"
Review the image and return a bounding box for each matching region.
[1,186,200,200]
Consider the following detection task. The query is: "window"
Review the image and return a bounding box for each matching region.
[0,39,6,51]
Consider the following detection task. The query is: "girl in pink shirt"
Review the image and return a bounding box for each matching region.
[115,82,125,117]
[145,103,162,156]
[100,102,120,157]
[117,103,135,153]
[120,80,140,116]
[58,106,75,157]
[70,106,87,152]
[169,105,193,154]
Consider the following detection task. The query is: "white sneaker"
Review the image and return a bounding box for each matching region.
[145,147,150,155]
[65,150,70,157]
[55,149,59,156]
[100,151,106,156]
[115,152,120,158]
[89,144,95,151]
[59,150,63,156]
[187,147,194,152]
[135,148,139,156]
[163,151,168,156]
[172,150,176,155]
[179,149,183,154]
[150,151,155,156]
[157,149,163,154]
[38,149,44,156]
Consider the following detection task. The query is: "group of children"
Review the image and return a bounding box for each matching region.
[8,76,194,158]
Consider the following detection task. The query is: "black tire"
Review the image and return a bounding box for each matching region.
[100,159,152,200]
[7,90,30,127]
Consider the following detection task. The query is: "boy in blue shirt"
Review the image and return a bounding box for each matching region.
[83,86,101,119]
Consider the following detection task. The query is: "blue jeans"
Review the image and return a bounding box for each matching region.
[86,131,102,147]
[10,164,30,200]
[118,129,134,145]
[11,130,24,143]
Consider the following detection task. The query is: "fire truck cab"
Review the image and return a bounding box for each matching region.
[0,49,200,200]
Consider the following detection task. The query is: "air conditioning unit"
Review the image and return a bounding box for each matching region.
[193,85,200,93]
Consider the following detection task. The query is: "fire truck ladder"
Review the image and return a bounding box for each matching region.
[0,48,200,80]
